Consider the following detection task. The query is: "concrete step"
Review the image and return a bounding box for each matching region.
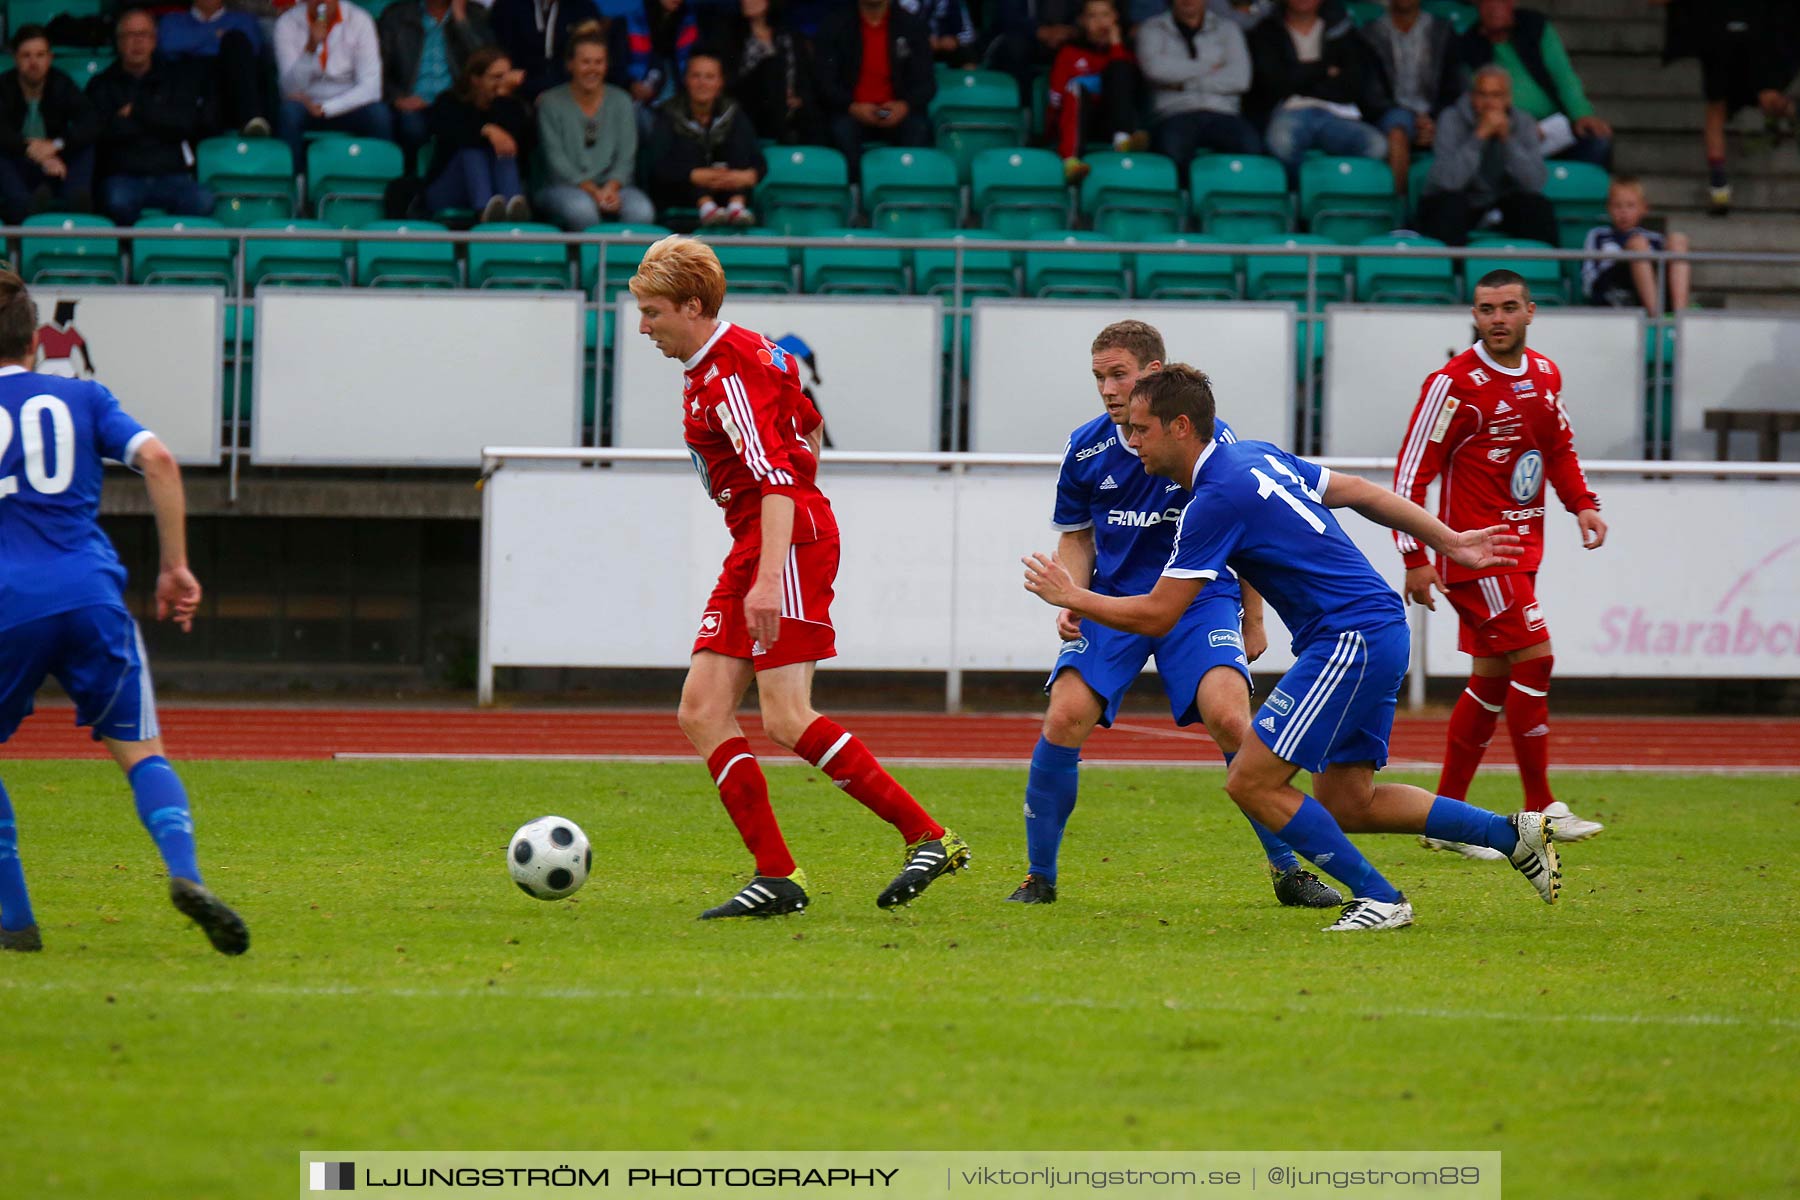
[1556,17,1663,56]
[1692,259,1800,292]
[1648,173,1799,214]
[1721,292,1800,311]
[1548,0,1660,20]
[1613,130,1800,177]
[1603,95,1714,132]
[1573,54,1699,98]
[1665,211,1800,251]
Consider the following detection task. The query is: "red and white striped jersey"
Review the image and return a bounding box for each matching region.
[681,321,836,547]
[1393,342,1600,585]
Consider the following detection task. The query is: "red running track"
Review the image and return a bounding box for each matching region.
[4,706,1798,770]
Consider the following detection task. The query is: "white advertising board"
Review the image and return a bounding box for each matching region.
[29,286,222,464]
[1672,312,1800,460]
[611,296,942,451]
[968,301,1297,453]
[252,291,584,466]
[1323,306,1645,460]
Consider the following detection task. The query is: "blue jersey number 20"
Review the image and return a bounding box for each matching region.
[0,395,77,499]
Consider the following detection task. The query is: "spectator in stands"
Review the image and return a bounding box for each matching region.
[1246,0,1387,186]
[490,0,602,99]
[1206,0,1272,29]
[275,0,394,170]
[1582,174,1690,314]
[0,26,99,224]
[422,45,534,222]
[1414,64,1559,247]
[983,0,1079,103]
[647,49,766,227]
[897,0,979,66]
[535,21,654,228]
[1654,0,1799,216]
[89,9,214,224]
[699,0,823,146]
[1137,0,1260,172]
[1457,0,1612,168]
[1048,0,1145,181]
[379,0,495,162]
[159,0,272,139]
[625,0,699,114]
[817,0,935,179]
[1362,0,1459,195]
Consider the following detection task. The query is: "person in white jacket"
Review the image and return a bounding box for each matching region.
[1135,0,1262,170]
[273,0,394,172]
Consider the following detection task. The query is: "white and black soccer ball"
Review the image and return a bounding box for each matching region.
[508,816,591,900]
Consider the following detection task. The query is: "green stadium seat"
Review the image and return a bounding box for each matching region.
[801,230,907,295]
[467,222,570,289]
[1544,160,1612,248]
[10,0,104,27]
[243,219,348,290]
[1422,1,1477,34]
[198,136,298,226]
[1132,232,1239,301]
[1406,154,1434,221]
[51,49,112,89]
[1354,233,1458,304]
[132,215,235,289]
[1465,239,1568,305]
[861,147,961,236]
[933,66,1015,92]
[307,136,404,228]
[20,213,122,285]
[577,222,670,294]
[1079,151,1181,241]
[1301,156,1401,244]
[709,235,797,293]
[971,147,1069,236]
[754,145,851,236]
[355,219,460,288]
[1345,0,1385,24]
[912,229,1017,298]
[1025,230,1127,299]
[1190,153,1290,241]
[1246,233,1346,303]
[929,77,1027,179]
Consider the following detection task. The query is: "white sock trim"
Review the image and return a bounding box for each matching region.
[815,731,853,771]
[1510,681,1549,698]
[714,752,754,787]
[1463,688,1504,713]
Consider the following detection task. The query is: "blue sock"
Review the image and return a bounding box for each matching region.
[129,757,201,884]
[1275,794,1403,903]
[1225,751,1301,871]
[1425,796,1518,854]
[1024,738,1080,882]
[0,777,35,931]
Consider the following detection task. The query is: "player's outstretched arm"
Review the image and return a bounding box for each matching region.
[138,438,202,633]
[1321,472,1523,573]
[1023,553,1203,638]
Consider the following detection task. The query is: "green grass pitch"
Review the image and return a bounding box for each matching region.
[2,760,1796,1198]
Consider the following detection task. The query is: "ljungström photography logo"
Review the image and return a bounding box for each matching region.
[309,1161,355,1191]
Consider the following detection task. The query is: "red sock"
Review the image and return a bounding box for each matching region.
[794,716,943,845]
[1437,673,1510,800]
[1505,656,1556,812]
[705,738,795,877]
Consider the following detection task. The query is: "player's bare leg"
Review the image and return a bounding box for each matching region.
[756,661,970,909]
[1196,666,1339,908]
[1009,669,1104,904]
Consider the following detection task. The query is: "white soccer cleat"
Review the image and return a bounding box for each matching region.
[1418,836,1505,861]
[1507,812,1561,904]
[1543,801,1605,842]
[1323,895,1415,932]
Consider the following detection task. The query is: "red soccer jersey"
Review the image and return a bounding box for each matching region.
[681,321,835,547]
[1393,342,1600,585]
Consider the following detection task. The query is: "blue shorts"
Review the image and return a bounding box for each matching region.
[1379,106,1419,138]
[1046,591,1252,728]
[0,605,162,744]
[1253,620,1409,773]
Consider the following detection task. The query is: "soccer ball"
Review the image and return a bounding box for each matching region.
[508,816,591,900]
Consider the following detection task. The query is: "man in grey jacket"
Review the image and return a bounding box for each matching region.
[1136,0,1261,169]
[1415,65,1558,246]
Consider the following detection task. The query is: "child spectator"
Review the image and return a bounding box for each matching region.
[1582,175,1692,315]
[1050,0,1145,181]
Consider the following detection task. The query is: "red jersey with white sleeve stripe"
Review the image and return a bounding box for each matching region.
[1393,342,1600,585]
[681,320,835,547]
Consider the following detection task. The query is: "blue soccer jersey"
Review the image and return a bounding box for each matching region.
[1052,412,1241,603]
[1164,439,1404,650]
[0,366,151,632]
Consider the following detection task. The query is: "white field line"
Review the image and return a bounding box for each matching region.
[2,976,1792,1030]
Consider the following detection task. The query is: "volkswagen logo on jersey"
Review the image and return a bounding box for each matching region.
[1510,450,1544,503]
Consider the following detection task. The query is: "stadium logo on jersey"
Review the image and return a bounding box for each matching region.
[1209,629,1243,649]
[1487,448,1511,464]
[1075,437,1117,462]
[1266,689,1295,716]
[698,611,723,637]
[1259,716,1277,733]
[1107,507,1183,527]
[1469,368,1490,386]
[1524,603,1546,632]
[1510,450,1544,503]
[1099,474,1119,490]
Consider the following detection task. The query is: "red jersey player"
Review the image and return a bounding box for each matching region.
[627,235,970,918]
[1393,268,1608,856]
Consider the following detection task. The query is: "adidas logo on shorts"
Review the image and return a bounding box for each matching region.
[1259,716,1277,733]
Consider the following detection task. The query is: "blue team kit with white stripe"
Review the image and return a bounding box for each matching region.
[0,368,161,742]
[1048,413,1250,726]
[1164,439,1409,771]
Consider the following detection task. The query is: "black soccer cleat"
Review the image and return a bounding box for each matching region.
[1004,873,1057,904]
[169,878,250,955]
[699,870,810,919]
[877,829,971,909]
[1271,864,1343,909]
[0,923,43,952]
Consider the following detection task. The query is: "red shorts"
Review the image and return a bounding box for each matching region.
[693,536,839,671]
[1445,572,1550,657]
